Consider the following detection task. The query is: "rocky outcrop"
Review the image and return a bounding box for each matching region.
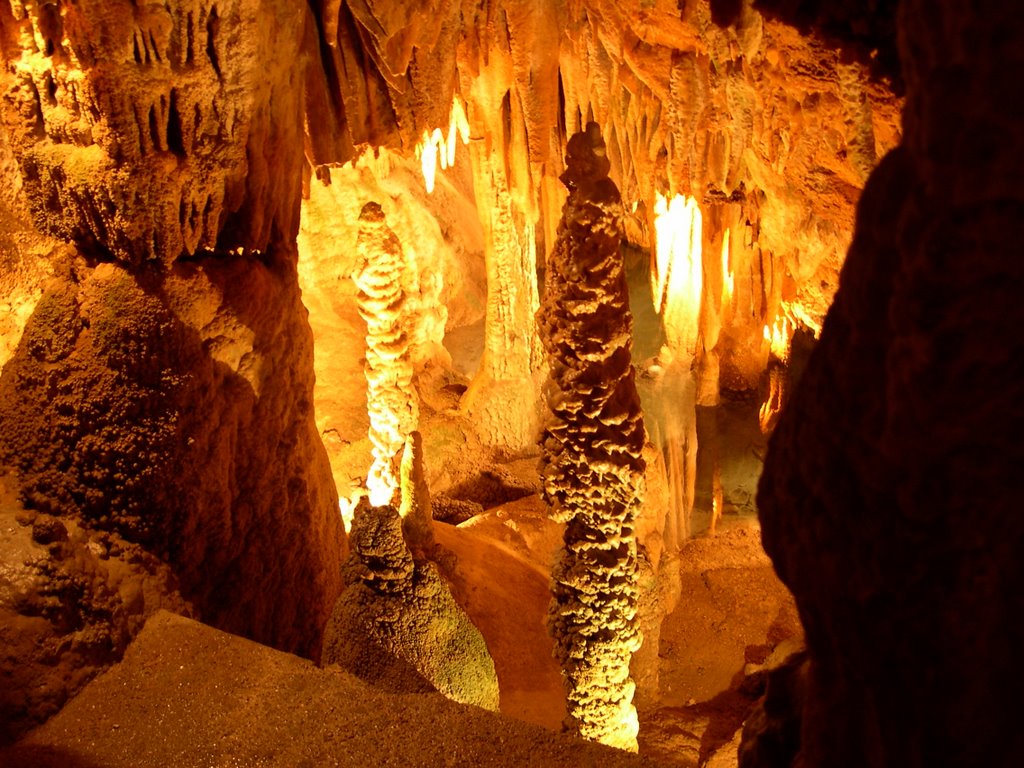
[757,1,1024,766]
[0,475,190,744]
[538,123,646,751]
[0,0,345,743]
[322,500,500,711]
[0,252,345,658]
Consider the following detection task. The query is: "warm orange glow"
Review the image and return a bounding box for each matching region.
[415,96,470,194]
[759,366,785,433]
[763,315,791,361]
[782,300,822,339]
[338,493,360,534]
[721,227,734,305]
[652,193,703,359]
[366,470,396,508]
[613,681,641,752]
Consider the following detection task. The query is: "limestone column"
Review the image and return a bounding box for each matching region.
[460,140,545,452]
[538,122,646,752]
[353,202,418,507]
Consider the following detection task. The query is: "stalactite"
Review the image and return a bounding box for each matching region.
[354,202,418,506]
[759,315,791,433]
[538,122,645,752]
[647,192,703,550]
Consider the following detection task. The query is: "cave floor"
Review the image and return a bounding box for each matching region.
[1,488,798,768]
[438,503,802,767]
[0,611,670,768]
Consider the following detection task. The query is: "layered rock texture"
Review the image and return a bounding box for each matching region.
[0,0,307,262]
[322,500,499,711]
[354,201,419,505]
[756,0,1024,766]
[538,124,646,751]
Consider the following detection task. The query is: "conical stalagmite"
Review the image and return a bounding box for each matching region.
[538,122,646,752]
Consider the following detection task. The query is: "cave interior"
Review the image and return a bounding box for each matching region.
[0,1,1022,767]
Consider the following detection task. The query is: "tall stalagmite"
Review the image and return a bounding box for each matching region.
[354,202,418,506]
[538,123,646,752]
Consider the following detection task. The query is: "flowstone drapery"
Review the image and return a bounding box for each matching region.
[537,122,646,752]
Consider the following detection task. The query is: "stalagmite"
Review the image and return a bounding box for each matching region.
[354,202,418,507]
[321,499,498,711]
[538,122,646,752]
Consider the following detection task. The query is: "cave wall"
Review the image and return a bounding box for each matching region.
[0,0,346,742]
[756,0,1024,765]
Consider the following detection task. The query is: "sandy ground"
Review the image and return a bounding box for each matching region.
[0,611,670,768]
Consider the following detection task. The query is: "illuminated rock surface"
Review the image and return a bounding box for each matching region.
[0,0,307,263]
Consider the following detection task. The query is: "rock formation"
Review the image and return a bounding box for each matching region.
[354,201,419,506]
[538,123,646,751]
[0,476,190,743]
[0,1,345,742]
[756,0,1024,766]
[0,0,307,263]
[322,499,499,711]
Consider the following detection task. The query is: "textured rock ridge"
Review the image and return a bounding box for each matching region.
[538,123,646,751]
[757,1,1024,766]
[0,253,344,656]
[0,475,191,744]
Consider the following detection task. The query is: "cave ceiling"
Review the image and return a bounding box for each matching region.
[0,1,901,332]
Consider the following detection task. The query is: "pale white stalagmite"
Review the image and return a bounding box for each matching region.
[354,202,418,507]
[538,122,646,752]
